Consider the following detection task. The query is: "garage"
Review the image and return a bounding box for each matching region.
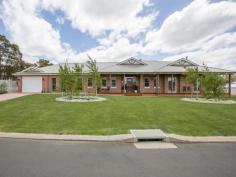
[22,76,42,93]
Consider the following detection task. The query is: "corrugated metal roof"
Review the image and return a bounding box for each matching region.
[14,59,235,75]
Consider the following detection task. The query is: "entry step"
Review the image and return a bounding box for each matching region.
[130,129,167,141]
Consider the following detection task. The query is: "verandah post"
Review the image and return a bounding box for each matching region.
[229,74,231,97]
[171,74,174,94]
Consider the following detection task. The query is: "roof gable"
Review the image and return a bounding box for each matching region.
[118,57,147,65]
[168,58,198,67]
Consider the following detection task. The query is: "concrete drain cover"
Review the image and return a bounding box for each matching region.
[134,142,177,149]
[130,129,167,141]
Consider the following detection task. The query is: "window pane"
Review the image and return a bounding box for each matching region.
[144,78,149,87]
[88,78,93,87]
[194,80,200,91]
[102,79,107,87]
[168,77,172,91]
[112,78,116,87]
[52,78,56,91]
[168,76,176,91]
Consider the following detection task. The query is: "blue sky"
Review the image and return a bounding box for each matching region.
[0,0,236,70]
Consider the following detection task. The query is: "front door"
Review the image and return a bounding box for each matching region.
[126,77,136,93]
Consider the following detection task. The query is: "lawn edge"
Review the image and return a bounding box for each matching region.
[1,132,236,143]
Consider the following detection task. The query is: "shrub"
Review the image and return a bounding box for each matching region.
[133,85,138,91]
[0,82,7,94]
[201,69,225,99]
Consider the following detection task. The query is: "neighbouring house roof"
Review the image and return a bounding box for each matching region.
[14,57,235,76]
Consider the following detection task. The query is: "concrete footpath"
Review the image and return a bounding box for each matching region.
[0,93,32,102]
[0,132,236,143]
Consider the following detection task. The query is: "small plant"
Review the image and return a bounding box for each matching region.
[59,62,83,99]
[201,66,225,99]
[185,67,200,98]
[86,56,101,96]
[0,82,7,94]
[133,85,138,93]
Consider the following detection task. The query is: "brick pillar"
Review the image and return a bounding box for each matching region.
[140,74,143,93]
[17,76,22,93]
[229,74,231,97]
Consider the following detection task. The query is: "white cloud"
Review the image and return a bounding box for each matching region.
[41,0,155,37]
[0,0,236,71]
[0,0,155,63]
[77,37,142,61]
[163,46,236,70]
[0,0,79,63]
[144,0,236,54]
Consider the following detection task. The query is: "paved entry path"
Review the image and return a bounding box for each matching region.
[0,93,31,102]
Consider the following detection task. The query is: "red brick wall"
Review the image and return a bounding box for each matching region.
[109,75,122,93]
[140,75,157,94]
[42,75,60,92]
[16,74,191,94]
[16,76,22,93]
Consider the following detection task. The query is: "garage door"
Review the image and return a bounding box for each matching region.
[22,76,42,93]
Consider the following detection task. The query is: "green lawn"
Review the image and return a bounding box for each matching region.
[0,94,236,136]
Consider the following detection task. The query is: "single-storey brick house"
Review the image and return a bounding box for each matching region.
[14,57,235,95]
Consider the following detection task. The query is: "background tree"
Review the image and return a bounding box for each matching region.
[185,67,200,97]
[36,59,53,67]
[86,56,100,96]
[201,66,225,99]
[0,35,24,79]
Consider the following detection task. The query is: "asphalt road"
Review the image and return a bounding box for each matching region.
[0,138,235,177]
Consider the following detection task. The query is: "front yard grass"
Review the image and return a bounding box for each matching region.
[0,94,236,136]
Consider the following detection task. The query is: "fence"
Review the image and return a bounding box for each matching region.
[0,80,17,93]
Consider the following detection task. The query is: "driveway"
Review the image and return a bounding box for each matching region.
[0,138,235,177]
[0,93,31,102]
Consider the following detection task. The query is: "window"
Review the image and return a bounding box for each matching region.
[111,77,116,88]
[168,76,176,92]
[154,77,160,88]
[102,78,107,88]
[194,80,200,91]
[144,78,149,88]
[51,78,56,91]
[87,78,93,87]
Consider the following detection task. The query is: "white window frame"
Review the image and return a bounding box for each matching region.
[111,77,117,88]
[194,79,200,92]
[144,78,150,88]
[154,78,160,88]
[167,76,177,93]
[87,78,93,88]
